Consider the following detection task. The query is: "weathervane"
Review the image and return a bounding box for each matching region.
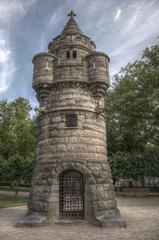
[68,10,76,18]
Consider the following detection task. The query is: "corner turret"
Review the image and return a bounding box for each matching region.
[32,53,56,106]
[87,52,110,97]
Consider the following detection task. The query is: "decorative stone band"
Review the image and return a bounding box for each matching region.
[52,80,108,98]
[50,44,94,54]
[48,34,95,53]
[35,80,108,104]
[38,107,106,119]
[52,80,88,88]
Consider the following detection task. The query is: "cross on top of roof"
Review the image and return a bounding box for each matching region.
[68,10,76,18]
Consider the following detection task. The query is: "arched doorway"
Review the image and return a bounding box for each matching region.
[59,169,84,219]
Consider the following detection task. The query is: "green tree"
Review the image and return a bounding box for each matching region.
[0,97,37,193]
[107,44,159,184]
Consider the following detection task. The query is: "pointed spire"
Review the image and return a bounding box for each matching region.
[62,11,82,35]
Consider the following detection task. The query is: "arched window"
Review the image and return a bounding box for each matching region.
[59,170,84,219]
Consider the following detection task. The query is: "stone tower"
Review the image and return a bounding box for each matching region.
[21,11,125,227]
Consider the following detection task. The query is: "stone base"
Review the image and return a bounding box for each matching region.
[16,209,126,228]
[95,208,126,228]
[55,220,87,225]
[16,212,47,227]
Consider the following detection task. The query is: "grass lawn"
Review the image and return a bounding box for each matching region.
[0,195,28,208]
[0,186,30,192]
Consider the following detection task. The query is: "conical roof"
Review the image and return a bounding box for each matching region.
[62,11,82,35]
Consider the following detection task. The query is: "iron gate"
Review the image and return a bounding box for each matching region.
[59,170,84,219]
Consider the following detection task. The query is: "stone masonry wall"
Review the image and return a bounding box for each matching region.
[28,106,116,222]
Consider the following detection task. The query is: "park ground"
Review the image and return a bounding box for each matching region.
[0,196,159,240]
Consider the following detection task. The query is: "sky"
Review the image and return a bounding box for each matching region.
[0,0,159,107]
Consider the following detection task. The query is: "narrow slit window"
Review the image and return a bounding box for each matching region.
[45,61,49,70]
[66,51,70,58]
[73,51,77,58]
[93,61,96,69]
[66,114,77,127]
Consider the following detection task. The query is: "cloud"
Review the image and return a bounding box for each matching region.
[0,28,14,92]
[113,8,122,23]
[49,13,58,26]
[0,30,12,91]
[107,0,159,79]
[0,0,36,93]
[39,6,63,51]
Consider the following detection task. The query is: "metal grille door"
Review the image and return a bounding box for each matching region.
[59,170,84,219]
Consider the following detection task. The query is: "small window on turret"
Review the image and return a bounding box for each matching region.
[45,61,49,70]
[66,51,70,58]
[73,51,77,58]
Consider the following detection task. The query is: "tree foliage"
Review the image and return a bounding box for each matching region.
[0,97,37,191]
[107,44,159,184]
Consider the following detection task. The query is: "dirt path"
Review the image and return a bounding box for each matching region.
[0,197,159,240]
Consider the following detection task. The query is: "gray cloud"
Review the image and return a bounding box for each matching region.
[113,7,122,23]
[0,0,37,92]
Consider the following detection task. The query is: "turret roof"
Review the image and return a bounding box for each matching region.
[62,10,82,35]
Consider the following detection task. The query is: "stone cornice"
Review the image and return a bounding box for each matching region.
[49,44,94,54]
[32,52,57,63]
[85,51,110,62]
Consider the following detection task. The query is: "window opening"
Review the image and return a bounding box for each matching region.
[66,114,77,127]
[93,61,96,69]
[73,51,77,58]
[66,51,70,58]
[45,60,49,70]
